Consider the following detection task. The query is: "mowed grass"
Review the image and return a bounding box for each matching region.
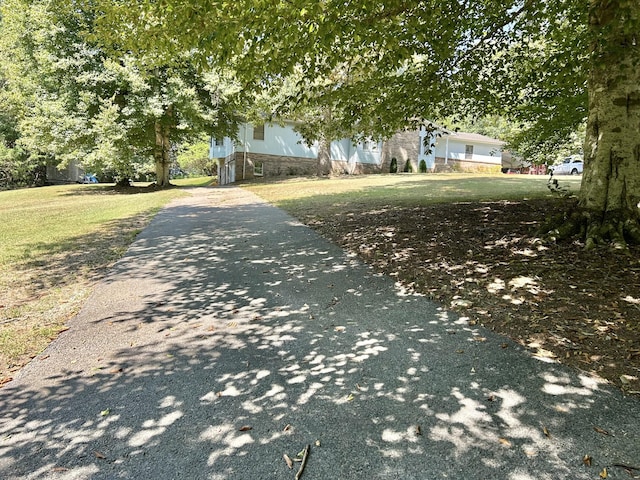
[244,173,582,216]
[0,176,215,384]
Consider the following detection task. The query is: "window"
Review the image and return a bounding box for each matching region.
[254,161,264,176]
[253,124,265,140]
[214,138,224,146]
[465,145,474,160]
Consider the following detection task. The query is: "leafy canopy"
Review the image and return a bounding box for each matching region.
[90,1,589,157]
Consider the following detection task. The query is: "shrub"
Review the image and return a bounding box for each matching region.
[419,159,427,173]
[403,159,413,173]
[390,157,398,173]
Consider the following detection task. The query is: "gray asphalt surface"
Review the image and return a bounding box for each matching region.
[1,186,638,480]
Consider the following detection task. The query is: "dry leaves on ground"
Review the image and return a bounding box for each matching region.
[299,197,640,393]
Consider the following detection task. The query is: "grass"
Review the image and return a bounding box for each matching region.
[0,176,215,384]
[244,173,582,215]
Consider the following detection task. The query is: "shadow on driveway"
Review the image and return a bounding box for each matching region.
[1,187,638,480]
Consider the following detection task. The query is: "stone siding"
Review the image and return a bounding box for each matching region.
[381,130,420,173]
[233,152,317,179]
[233,152,384,179]
[433,157,502,173]
[329,161,383,175]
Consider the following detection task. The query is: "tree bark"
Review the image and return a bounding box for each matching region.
[578,0,640,247]
[154,106,173,188]
[317,136,331,176]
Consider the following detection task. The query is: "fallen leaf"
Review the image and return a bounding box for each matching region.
[283,454,293,469]
[415,425,422,436]
[486,395,496,402]
[94,451,106,459]
[499,438,512,447]
[620,374,638,384]
[583,455,592,467]
[52,467,69,472]
[100,409,110,417]
[334,326,346,332]
[599,467,608,479]
[543,426,551,437]
[594,426,610,436]
[315,439,321,447]
[283,424,291,432]
[239,426,252,431]
[346,393,355,402]
[108,368,123,374]
[533,348,557,359]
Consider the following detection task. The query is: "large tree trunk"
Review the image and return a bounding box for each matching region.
[317,136,331,176]
[154,107,173,188]
[577,0,640,248]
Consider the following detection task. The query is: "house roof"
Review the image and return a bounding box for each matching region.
[449,131,505,145]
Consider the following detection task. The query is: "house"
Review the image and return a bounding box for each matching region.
[210,120,384,184]
[210,121,505,184]
[382,128,505,173]
[501,151,547,175]
[46,160,85,184]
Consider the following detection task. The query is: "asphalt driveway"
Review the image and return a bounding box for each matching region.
[1,186,638,479]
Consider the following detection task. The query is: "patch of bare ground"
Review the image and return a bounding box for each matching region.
[0,212,154,386]
[299,197,640,395]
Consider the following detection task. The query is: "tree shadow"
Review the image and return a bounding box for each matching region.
[1,188,638,479]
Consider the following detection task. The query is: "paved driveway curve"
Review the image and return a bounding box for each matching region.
[1,186,638,480]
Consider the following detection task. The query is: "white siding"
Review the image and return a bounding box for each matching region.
[434,136,502,165]
[330,139,382,165]
[330,139,351,161]
[210,137,235,159]
[238,123,318,159]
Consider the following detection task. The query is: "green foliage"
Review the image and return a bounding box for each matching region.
[87,1,593,151]
[0,0,243,185]
[419,159,427,173]
[403,159,413,173]
[390,157,398,174]
[177,139,217,176]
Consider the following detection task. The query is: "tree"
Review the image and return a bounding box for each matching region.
[390,158,398,174]
[90,1,640,245]
[0,0,241,187]
[177,137,217,176]
[578,1,640,248]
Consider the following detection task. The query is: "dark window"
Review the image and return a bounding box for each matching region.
[465,145,474,160]
[253,124,265,141]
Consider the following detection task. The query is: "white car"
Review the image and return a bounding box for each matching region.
[550,156,583,175]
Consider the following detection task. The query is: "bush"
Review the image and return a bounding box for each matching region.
[419,159,427,173]
[403,159,413,173]
[390,157,398,173]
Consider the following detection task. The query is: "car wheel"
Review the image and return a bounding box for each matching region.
[571,168,579,175]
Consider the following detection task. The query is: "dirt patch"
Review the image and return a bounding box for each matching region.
[0,211,155,384]
[297,197,640,394]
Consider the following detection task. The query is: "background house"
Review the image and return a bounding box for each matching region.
[381,128,505,173]
[46,160,85,184]
[210,120,384,184]
[211,121,505,184]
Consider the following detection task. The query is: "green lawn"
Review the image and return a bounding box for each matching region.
[244,173,582,216]
[0,176,214,383]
